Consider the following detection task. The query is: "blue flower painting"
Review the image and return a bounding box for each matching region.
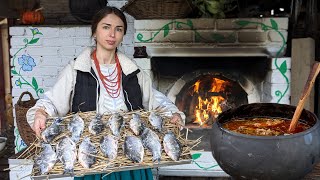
[11,28,44,97]
[18,55,36,71]
[15,78,22,88]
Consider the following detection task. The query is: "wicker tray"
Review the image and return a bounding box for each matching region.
[121,0,194,19]
[16,110,200,177]
[15,91,37,146]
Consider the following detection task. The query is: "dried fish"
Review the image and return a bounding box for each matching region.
[41,117,63,143]
[78,137,97,168]
[148,112,163,132]
[35,143,57,174]
[56,136,77,175]
[129,113,144,136]
[141,128,162,163]
[108,113,124,137]
[88,114,104,135]
[100,135,118,160]
[68,113,85,143]
[163,131,182,161]
[123,136,144,163]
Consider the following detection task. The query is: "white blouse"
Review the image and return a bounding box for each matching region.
[98,63,128,114]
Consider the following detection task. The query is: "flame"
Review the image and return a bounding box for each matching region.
[193,77,228,126]
[210,78,226,92]
[193,80,201,94]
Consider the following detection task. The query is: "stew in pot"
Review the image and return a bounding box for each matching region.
[222,117,310,136]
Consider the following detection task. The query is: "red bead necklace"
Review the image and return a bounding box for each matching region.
[92,50,122,98]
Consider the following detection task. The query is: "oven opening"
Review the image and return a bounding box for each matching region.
[176,73,248,128]
[152,56,269,134]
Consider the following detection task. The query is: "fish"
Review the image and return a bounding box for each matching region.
[123,136,144,163]
[56,136,77,174]
[148,112,163,132]
[41,117,63,143]
[108,113,124,137]
[140,128,162,163]
[78,137,97,168]
[100,135,118,160]
[88,114,104,135]
[129,113,144,136]
[163,131,182,161]
[35,143,57,175]
[68,113,85,143]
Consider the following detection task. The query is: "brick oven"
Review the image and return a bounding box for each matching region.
[132,17,291,177]
[8,16,291,178]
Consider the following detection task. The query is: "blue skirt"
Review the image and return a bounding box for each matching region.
[74,169,153,180]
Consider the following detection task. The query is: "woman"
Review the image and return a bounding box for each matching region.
[26,6,185,180]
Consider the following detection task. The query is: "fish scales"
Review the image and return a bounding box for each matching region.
[148,112,163,132]
[68,113,85,143]
[56,137,77,175]
[41,117,63,143]
[123,136,144,163]
[163,131,182,161]
[88,114,104,135]
[35,144,57,175]
[108,113,124,137]
[100,135,118,160]
[141,128,162,163]
[129,113,144,136]
[78,137,97,168]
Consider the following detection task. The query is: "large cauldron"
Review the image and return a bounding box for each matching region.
[210,103,320,180]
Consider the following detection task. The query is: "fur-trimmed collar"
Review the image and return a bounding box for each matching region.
[73,47,139,75]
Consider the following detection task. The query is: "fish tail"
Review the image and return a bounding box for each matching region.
[63,168,74,175]
[55,117,63,124]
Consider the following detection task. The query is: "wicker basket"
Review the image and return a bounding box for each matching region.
[15,91,37,146]
[121,0,194,19]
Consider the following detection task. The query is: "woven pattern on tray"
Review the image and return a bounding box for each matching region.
[17,110,200,177]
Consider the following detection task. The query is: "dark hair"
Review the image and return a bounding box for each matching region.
[91,6,127,37]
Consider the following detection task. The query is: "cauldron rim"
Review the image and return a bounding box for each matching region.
[211,103,320,180]
[214,103,319,140]
[215,120,319,139]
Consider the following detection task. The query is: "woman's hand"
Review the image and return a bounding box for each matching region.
[32,108,47,137]
[170,113,183,128]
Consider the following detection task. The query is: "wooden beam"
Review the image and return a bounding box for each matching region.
[0,19,13,128]
[291,38,315,112]
[0,25,6,133]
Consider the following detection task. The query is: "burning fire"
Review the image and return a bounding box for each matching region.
[193,78,228,126]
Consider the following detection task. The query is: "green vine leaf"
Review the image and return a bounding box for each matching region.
[187,19,193,29]
[195,32,201,42]
[192,153,202,160]
[279,61,287,74]
[270,19,278,30]
[163,24,170,37]
[11,70,18,75]
[28,38,39,44]
[235,20,250,27]
[211,33,225,42]
[32,77,38,90]
[261,24,269,31]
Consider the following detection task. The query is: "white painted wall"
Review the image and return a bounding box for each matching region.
[10,0,132,153]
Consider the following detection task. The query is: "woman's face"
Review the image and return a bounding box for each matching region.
[94,13,125,52]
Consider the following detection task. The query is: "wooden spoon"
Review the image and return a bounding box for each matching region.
[288,62,320,133]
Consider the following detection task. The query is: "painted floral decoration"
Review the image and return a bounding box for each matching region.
[11,28,44,97]
[18,54,36,71]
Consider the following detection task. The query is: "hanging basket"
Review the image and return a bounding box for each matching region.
[121,0,194,19]
[69,0,108,23]
[15,91,38,146]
